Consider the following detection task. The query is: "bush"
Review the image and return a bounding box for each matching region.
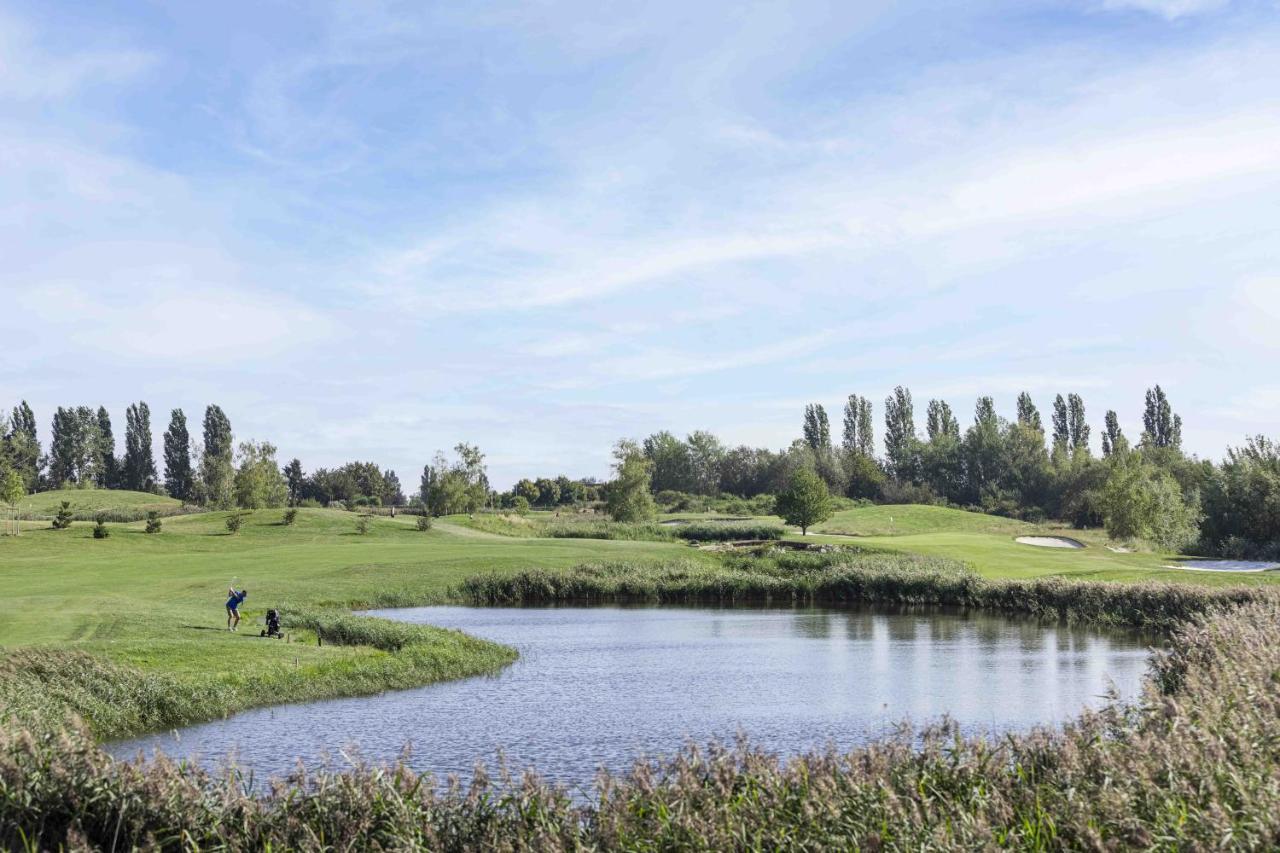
[91,514,109,539]
[416,515,432,531]
[225,512,243,535]
[282,508,298,526]
[674,522,784,542]
[355,516,371,535]
[144,511,162,534]
[297,498,321,508]
[511,495,530,515]
[52,500,73,530]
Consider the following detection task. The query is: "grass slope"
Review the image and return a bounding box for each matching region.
[813,503,1035,537]
[0,508,702,736]
[18,487,182,516]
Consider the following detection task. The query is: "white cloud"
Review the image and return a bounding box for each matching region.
[1095,0,1232,19]
[0,11,153,100]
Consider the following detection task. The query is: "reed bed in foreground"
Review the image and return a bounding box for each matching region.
[4,601,1280,850]
[457,553,1280,630]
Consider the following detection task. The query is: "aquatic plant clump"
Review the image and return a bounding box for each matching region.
[4,602,1280,849]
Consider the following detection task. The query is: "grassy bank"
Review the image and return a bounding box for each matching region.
[4,597,1280,849]
[0,507,701,738]
[454,512,784,543]
[457,552,1280,630]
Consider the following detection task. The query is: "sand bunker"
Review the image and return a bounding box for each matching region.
[1016,536,1086,549]
[1165,560,1280,573]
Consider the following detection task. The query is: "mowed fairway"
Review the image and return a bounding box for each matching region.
[799,504,1280,585]
[0,507,702,725]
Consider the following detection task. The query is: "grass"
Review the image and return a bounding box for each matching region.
[15,487,183,517]
[0,506,703,737]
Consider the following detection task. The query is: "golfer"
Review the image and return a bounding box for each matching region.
[226,586,248,631]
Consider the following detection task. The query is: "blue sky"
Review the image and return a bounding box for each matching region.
[2,0,1278,488]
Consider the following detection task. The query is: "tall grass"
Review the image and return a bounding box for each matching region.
[457,552,1280,630]
[671,521,784,541]
[5,601,1280,849]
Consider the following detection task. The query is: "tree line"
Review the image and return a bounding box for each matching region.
[598,384,1276,556]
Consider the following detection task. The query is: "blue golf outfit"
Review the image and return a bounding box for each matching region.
[226,589,247,613]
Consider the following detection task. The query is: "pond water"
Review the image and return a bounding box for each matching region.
[109,605,1153,794]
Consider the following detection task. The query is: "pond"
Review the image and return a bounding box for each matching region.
[108,605,1153,794]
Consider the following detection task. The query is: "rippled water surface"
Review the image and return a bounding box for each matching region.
[109,605,1152,793]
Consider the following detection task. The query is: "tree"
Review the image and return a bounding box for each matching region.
[604,440,656,522]
[47,406,100,488]
[283,458,304,506]
[642,431,695,494]
[122,402,158,492]
[163,409,195,501]
[842,395,875,457]
[1102,454,1200,550]
[1101,411,1127,458]
[199,405,235,509]
[421,444,488,515]
[534,477,560,508]
[1016,392,1042,432]
[1,466,24,536]
[234,440,288,509]
[1142,385,1182,449]
[514,478,540,505]
[776,467,833,535]
[1051,395,1070,454]
[925,399,959,442]
[93,407,119,489]
[381,469,405,507]
[5,402,41,491]
[802,404,831,455]
[1067,394,1090,455]
[883,386,918,481]
[686,431,725,496]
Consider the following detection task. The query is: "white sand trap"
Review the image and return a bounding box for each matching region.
[1016,536,1085,549]
[1164,560,1280,573]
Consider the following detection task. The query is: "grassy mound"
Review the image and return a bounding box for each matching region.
[18,488,183,517]
[813,503,1035,537]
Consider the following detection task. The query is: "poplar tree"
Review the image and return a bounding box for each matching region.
[200,405,235,508]
[163,409,195,501]
[1102,410,1127,457]
[1016,392,1043,432]
[883,386,918,481]
[5,402,40,491]
[1142,385,1182,449]
[95,407,119,489]
[842,395,876,457]
[1067,393,1090,454]
[1051,395,1070,453]
[123,402,158,492]
[283,458,304,506]
[926,399,959,442]
[802,404,831,455]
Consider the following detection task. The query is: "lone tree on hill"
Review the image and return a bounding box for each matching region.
[776,467,833,535]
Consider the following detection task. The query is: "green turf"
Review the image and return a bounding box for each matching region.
[0,507,704,733]
[813,503,1035,537]
[16,487,182,515]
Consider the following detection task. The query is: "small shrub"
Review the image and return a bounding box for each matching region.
[52,500,73,530]
[298,498,321,508]
[144,511,162,534]
[355,516,371,535]
[416,515,432,531]
[91,514,109,539]
[282,508,298,526]
[225,512,243,535]
[512,495,530,515]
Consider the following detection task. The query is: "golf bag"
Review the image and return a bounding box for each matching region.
[261,608,283,639]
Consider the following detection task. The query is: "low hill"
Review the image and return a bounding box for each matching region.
[18,488,183,517]
[813,504,1034,537]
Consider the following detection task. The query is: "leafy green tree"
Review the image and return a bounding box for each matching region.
[233,441,288,509]
[642,431,695,494]
[802,404,831,455]
[883,386,919,481]
[381,469,405,507]
[1067,394,1090,455]
[511,495,531,515]
[605,440,657,522]
[421,444,488,515]
[1101,410,1127,458]
[163,409,195,501]
[1102,454,1200,550]
[1142,385,1182,450]
[925,399,959,442]
[122,402,158,492]
[534,477,560,507]
[1,466,24,510]
[1051,395,1070,454]
[355,515,371,535]
[1200,436,1280,555]
[94,407,119,489]
[776,467,833,535]
[5,402,41,491]
[514,478,540,505]
[283,458,304,506]
[842,395,875,457]
[49,406,100,488]
[962,397,1008,505]
[686,431,725,496]
[843,450,886,500]
[283,508,298,526]
[200,405,235,508]
[225,511,243,534]
[1016,392,1042,432]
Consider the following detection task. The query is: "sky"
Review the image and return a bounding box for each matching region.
[1,0,1278,489]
